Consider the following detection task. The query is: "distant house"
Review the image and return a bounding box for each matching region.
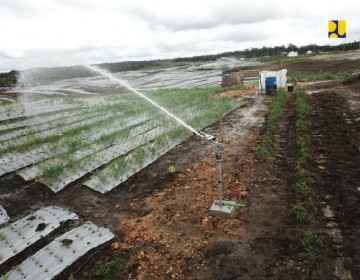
[306,50,313,54]
[287,51,298,57]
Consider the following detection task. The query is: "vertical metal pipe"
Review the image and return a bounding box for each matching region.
[215,143,223,206]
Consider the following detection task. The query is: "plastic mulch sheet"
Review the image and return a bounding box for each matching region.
[1,222,114,280]
[0,206,78,265]
[0,204,9,226]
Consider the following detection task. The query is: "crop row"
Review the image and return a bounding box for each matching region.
[293,89,322,274]
[256,88,288,160]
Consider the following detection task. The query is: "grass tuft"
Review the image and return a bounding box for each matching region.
[38,163,64,181]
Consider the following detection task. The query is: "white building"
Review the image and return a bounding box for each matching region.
[287,51,298,57]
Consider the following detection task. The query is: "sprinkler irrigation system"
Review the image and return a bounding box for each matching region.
[199,131,245,218]
[84,65,245,218]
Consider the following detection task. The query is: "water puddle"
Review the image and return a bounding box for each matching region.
[306,89,326,95]
[322,204,335,219]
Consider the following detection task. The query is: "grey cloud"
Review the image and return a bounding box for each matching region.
[130,1,285,32]
[0,51,15,59]
[1,0,359,72]
[0,0,61,18]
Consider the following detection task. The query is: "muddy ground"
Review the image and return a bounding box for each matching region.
[1,80,360,279]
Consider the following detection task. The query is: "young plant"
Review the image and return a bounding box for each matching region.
[293,202,308,222]
[38,163,64,180]
[0,232,6,241]
[95,170,107,183]
[96,254,127,280]
[299,228,322,273]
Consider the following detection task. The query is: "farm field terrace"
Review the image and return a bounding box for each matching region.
[0,86,242,194]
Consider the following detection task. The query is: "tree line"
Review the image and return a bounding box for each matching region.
[173,41,360,61]
[0,70,19,87]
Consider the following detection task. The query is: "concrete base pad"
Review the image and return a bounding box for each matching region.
[209,200,236,219]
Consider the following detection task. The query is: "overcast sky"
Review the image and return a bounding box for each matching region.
[1,0,359,72]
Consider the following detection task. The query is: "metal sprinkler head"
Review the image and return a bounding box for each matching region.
[199,131,216,142]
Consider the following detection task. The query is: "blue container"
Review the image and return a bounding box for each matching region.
[265,77,276,95]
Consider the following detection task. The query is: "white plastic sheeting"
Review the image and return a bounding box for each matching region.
[85,136,184,193]
[42,125,170,192]
[0,110,82,132]
[0,103,86,122]
[86,106,239,193]
[0,97,127,135]
[0,204,9,226]
[126,69,220,89]
[259,69,287,93]
[0,116,149,176]
[0,114,148,165]
[0,113,113,149]
[0,206,78,265]
[0,110,114,142]
[18,119,156,181]
[7,68,221,96]
[1,222,114,280]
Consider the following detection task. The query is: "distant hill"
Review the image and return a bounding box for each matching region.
[1,41,359,87]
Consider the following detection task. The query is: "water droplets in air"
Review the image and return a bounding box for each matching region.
[84,64,201,136]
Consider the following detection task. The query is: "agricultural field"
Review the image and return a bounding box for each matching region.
[0,85,241,194]
[0,52,360,279]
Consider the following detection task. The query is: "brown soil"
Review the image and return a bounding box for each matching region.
[282,59,360,75]
[210,87,257,99]
[1,80,360,279]
[0,92,20,100]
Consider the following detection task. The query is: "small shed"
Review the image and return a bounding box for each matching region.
[221,67,244,87]
[221,68,260,87]
[259,69,287,95]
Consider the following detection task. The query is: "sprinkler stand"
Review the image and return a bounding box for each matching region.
[209,200,236,219]
[199,132,236,219]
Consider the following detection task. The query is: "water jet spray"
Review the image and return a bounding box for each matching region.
[84,64,245,218]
